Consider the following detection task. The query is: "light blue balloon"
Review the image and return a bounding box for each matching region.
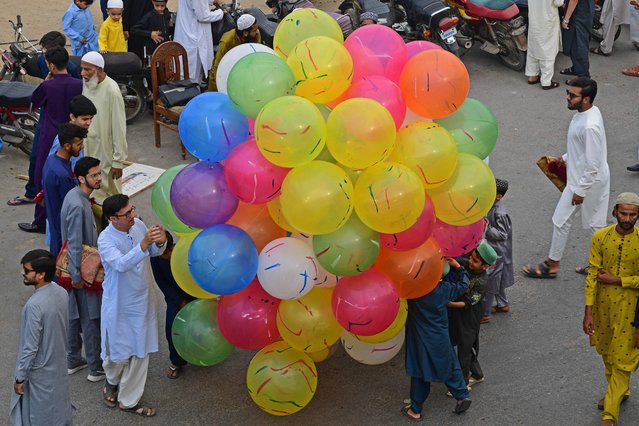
[188,224,258,295]
[178,92,249,161]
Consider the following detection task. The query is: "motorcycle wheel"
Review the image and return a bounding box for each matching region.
[496,31,526,71]
[18,130,34,156]
[119,82,146,124]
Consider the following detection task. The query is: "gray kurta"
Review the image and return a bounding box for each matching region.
[485,200,515,293]
[10,283,73,426]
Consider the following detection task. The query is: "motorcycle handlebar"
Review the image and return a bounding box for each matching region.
[16,15,22,29]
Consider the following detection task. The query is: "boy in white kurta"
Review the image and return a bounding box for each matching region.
[522,78,610,279]
[98,194,166,417]
[525,0,564,88]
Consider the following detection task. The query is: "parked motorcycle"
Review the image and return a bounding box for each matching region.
[446,0,527,71]
[340,0,460,54]
[0,81,39,155]
[0,16,40,82]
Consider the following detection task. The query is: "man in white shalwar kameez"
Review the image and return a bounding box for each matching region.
[80,51,128,204]
[525,0,564,88]
[98,194,166,417]
[174,0,224,82]
[10,250,73,426]
[593,0,635,55]
[523,78,610,279]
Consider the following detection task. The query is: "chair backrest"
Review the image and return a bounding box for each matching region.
[150,41,189,100]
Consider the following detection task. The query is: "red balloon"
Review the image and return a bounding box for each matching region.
[224,138,290,204]
[380,194,436,251]
[331,268,399,336]
[431,219,484,257]
[217,280,281,350]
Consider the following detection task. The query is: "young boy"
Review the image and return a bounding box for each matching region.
[150,231,195,379]
[131,0,175,59]
[37,32,81,79]
[62,0,100,56]
[49,95,97,170]
[448,242,497,389]
[99,0,127,53]
[403,257,472,421]
[482,178,515,323]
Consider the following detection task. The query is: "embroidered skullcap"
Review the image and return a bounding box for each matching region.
[475,241,497,265]
[81,51,105,69]
[237,14,256,31]
[359,12,378,22]
[615,192,639,207]
[495,178,509,196]
[107,0,124,8]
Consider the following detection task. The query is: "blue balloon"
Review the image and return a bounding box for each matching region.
[178,92,249,161]
[188,224,258,295]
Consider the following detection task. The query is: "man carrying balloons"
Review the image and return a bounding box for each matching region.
[403,257,473,421]
[208,14,261,91]
[97,194,167,417]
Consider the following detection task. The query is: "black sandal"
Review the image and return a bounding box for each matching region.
[401,405,423,422]
[527,76,540,85]
[102,380,118,408]
[560,67,577,75]
[542,81,560,90]
[590,46,610,56]
[120,403,156,417]
[522,261,558,279]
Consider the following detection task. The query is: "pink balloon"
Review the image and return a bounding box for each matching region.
[344,25,408,83]
[224,138,290,204]
[217,279,281,350]
[332,268,399,336]
[431,219,484,257]
[380,194,436,250]
[248,118,256,136]
[337,76,406,129]
[406,40,443,60]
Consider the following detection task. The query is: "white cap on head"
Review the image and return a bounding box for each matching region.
[107,0,124,8]
[81,51,105,69]
[237,14,256,31]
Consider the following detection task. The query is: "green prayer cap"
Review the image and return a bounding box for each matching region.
[475,241,497,265]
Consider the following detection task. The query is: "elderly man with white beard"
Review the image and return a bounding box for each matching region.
[80,51,128,203]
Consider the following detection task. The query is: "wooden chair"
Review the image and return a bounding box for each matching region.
[150,41,188,159]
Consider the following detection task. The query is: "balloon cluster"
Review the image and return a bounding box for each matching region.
[151,8,499,417]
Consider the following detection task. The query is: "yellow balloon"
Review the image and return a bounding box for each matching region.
[170,232,217,299]
[390,121,458,189]
[355,299,407,343]
[306,342,339,363]
[354,162,425,233]
[255,96,326,168]
[326,98,396,169]
[266,197,300,233]
[287,36,353,104]
[277,287,342,353]
[280,161,354,234]
[426,153,497,225]
[247,341,318,416]
[273,8,344,60]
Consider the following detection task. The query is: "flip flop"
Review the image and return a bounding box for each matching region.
[560,67,577,76]
[400,406,423,422]
[166,365,182,379]
[7,196,34,206]
[522,261,557,279]
[590,47,610,56]
[622,66,639,77]
[120,403,156,417]
[542,81,560,90]
[527,77,540,85]
[575,265,589,275]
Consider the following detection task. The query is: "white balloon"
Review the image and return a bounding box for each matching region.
[258,237,317,299]
[340,328,405,365]
[216,43,277,94]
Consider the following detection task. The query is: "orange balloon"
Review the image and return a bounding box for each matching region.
[399,50,469,119]
[227,202,287,252]
[374,237,444,299]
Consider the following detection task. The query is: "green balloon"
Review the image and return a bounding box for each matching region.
[227,52,296,118]
[151,164,196,234]
[172,299,234,366]
[312,214,380,276]
[441,260,450,278]
[434,98,498,160]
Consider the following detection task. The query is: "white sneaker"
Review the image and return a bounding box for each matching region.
[87,370,106,382]
[468,376,484,387]
[67,361,88,375]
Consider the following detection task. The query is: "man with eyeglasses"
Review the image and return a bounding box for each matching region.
[60,156,106,384]
[523,77,610,279]
[582,192,639,426]
[10,250,73,426]
[97,194,166,417]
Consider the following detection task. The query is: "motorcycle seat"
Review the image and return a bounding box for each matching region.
[0,81,36,108]
[247,7,278,39]
[466,0,519,19]
[70,52,144,75]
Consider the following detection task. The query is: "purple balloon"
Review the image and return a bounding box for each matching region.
[405,40,443,60]
[170,161,239,228]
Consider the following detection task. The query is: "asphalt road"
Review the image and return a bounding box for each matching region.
[0,30,638,426]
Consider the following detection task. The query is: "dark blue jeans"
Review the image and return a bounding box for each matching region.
[23,120,41,199]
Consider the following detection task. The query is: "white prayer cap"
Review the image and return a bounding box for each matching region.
[616,192,639,207]
[237,14,256,31]
[81,51,105,69]
[107,0,124,8]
